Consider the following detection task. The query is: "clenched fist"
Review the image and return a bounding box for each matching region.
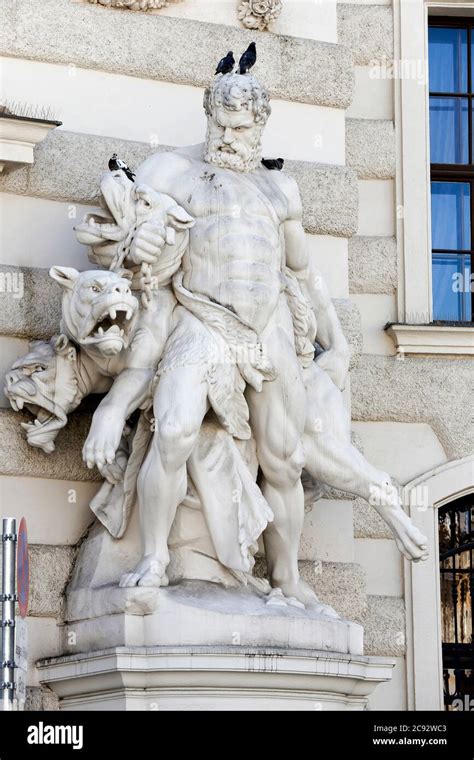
[129,220,167,266]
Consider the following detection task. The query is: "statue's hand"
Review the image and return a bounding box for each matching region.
[98,449,128,485]
[83,412,125,471]
[129,220,167,266]
[315,347,350,391]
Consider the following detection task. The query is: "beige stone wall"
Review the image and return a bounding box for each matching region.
[1,0,470,711]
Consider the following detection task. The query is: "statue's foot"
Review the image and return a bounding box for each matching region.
[119,554,169,588]
[272,578,339,618]
[374,487,429,562]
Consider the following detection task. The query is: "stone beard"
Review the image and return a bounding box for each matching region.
[203,71,271,172]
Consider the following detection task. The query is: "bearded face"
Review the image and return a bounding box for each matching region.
[204,105,264,173]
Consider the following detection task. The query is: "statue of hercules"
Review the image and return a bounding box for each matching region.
[82,63,428,604]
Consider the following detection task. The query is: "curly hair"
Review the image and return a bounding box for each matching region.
[203,72,271,125]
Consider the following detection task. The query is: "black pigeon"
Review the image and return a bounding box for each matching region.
[215,51,235,76]
[261,157,284,171]
[238,42,257,75]
[108,153,135,182]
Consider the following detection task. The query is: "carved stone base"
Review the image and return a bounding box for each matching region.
[38,647,394,711]
[63,579,363,654]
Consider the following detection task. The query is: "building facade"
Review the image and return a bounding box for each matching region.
[0,0,472,711]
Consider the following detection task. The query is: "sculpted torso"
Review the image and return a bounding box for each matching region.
[136,148,292,333]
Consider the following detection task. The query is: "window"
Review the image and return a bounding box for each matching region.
[439,494,474,711]
[429,19,474,322]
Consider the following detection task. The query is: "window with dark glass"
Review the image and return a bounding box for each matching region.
[439,495,473,710]
[428,19,473,322]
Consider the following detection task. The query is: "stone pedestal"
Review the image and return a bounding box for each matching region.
[63,580,364,653]
[38,647,394,711]
[37,581,393,710]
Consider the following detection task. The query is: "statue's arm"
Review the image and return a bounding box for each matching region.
[283,177,350,390]
[83,366,153,470]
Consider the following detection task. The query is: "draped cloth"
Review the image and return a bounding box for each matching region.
[89,415,273,573]
[89,272,277,571]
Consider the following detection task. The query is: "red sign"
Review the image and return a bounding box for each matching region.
[17,517,29,618]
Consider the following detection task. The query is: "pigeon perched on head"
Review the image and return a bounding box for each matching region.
[215,51,235,76]
[261,158,284,171]
[108,153,135,183]
[238,42,257,75]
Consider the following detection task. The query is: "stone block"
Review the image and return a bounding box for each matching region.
[349,236,397,294]
[357,595,406,657]
[1,0,354,108]
[352,421,448,485]
[351,356,473,461]
[300,499,354,563]
[338,4,394,65]
[0,408,99,481]
[25,685,59,711]
[299,560,367,621]
[354,538,403,597]
[288,161,358,237]
[0,265,61,339]
[346,119,395,179]
[29,544,75,617]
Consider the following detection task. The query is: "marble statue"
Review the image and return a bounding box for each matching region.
[5,48,429,618]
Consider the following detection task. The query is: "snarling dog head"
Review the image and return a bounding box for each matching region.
[50,267,139,357]
[4,335,79,453]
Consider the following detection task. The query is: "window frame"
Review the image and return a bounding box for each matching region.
[429,15,474,323]
[438,494,474,710]
[402,456,474,711]
[389,0,474,356]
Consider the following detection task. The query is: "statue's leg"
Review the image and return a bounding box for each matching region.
[246,320,319,607]
[303,364,428,562]
[120,364,209,588]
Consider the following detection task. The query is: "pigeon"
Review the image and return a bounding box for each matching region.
[215,51,235,76]
[238,42,257,75]
[261,158,284,171]
[108,153,135,182]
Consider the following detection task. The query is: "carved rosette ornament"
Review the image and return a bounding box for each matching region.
[88,0,183,10]
[237,0,282,31]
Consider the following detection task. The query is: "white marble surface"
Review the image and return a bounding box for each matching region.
[38,645,394,711]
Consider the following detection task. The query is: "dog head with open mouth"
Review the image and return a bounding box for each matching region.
[4,335,81,453]
[50,267,139,358]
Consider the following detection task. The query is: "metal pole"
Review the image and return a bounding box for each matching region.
[1,518,16,711]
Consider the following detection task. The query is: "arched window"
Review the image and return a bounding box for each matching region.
[439,494,474,710]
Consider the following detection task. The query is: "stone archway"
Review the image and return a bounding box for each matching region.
[402,456,474,711]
